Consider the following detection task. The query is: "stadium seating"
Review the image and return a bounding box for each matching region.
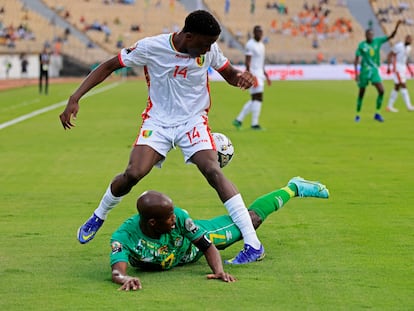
[204,0,365,63]
[0,1,45,53]
[41,0,188,53]
[36,0,246,65]
[0,1,110,65]
[370,0,414,43]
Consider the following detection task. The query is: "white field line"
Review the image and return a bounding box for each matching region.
[0,82,121,130]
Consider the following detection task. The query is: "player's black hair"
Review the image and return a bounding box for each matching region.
[183,10,221,36]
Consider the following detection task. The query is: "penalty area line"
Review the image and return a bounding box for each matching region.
[0,82,121,131]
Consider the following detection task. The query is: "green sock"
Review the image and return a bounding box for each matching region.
[376,93,384,111]
[356,97,363,113]
[248,185,296,222]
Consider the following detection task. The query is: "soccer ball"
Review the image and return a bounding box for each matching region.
[212,132,234,168]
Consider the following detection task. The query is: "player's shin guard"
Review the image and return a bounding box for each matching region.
[401,88,412,108]
[236,101,252,122]
[224,194,261,249]
[388,89,398,108]
[356,97,363,113]
[376,93,384,110]
[94,185,123,220]
[248,186,295,222]
[251,100,262,126]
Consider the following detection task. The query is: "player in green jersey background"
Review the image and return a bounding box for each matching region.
[353,20,402,123]
[110,177,329,291]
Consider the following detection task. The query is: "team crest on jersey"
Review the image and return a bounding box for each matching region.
[185,218,198,234]
[195,55,205,67]
[111,241,123,254]
[174,237,184,247]
[142,129,153,138]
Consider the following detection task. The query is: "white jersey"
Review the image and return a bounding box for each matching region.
[119,33,229,126]
[392,41,411,72]
[245,38,266,79]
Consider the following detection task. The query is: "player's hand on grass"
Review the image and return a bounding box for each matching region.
[206,272,236,283]
[118,277,142,291]
[59,96,79,130]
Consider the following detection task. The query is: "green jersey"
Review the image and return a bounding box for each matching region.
[110,207,243,270]
[110,207,205,270]
[355,36,388,70]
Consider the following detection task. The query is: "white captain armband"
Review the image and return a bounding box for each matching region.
[195,235,212,252]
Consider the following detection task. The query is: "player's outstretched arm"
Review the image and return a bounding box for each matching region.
[195,237,236,283]
[112,261,142,291]
[59,56,123,130]
[219,64,255,90]
[388,20,403,40]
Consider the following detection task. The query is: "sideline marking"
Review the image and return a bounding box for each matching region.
[0,82,121,130]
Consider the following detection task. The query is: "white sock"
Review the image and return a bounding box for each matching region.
[94,185,123,220]
[388,89,398,108]
[236,100,252,122]
[224,194,261,249]
[401,88,412,108]
[251,100,262,126]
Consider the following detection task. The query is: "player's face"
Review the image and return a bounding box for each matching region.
[405,35,412,45]
[186,33,219,58]
[154,210,176,234]
[253,28,263,41]
[366,30,374,42]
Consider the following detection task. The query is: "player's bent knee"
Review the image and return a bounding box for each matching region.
[123,169,147,186]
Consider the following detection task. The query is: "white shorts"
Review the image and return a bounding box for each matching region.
[249,75,265,95]
[393,70,407,84]
[134,115,215,167]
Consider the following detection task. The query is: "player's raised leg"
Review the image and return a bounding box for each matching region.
[288,176,329,198]
[225,176,329,264]
[248,176,329,226]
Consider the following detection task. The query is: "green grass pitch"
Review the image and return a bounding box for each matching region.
[0,78,413,310]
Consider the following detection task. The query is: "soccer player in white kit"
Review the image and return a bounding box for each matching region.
[59,10,264,264]
[233,25,271,130]
[386,35,414,112]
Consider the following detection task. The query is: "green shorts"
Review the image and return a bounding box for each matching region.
[358,67,382,88]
